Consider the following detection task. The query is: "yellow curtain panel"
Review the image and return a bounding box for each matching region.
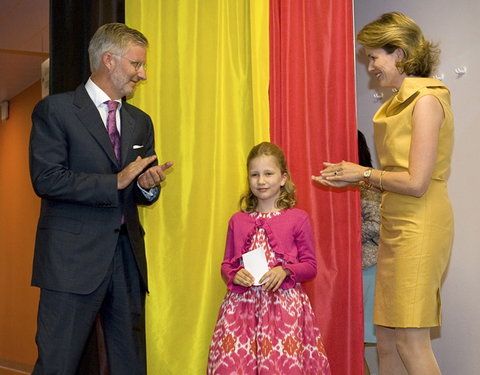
[126,1,269,373]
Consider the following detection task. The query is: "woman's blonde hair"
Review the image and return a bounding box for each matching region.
[357,12,440,77]
[240,142,296,213]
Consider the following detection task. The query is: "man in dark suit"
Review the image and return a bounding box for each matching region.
[29,23,172,375]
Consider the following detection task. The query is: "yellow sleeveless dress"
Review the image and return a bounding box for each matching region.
[373,77,454,327]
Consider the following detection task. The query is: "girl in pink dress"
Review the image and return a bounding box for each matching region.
[208,142,330,374]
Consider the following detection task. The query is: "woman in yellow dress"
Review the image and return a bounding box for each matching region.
[312,12,453,375]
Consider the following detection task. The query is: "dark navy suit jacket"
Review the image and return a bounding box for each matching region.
[29,84,159,294]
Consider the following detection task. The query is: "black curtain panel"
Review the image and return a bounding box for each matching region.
[50,0,125,94]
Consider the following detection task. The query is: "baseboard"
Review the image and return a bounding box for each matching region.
[0,359,33,375]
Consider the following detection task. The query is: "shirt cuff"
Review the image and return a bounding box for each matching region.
[137,183,158,201]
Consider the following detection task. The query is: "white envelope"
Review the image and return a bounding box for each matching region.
[242,248,269,285]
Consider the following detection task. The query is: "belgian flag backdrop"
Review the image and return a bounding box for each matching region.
[126,1,363,374]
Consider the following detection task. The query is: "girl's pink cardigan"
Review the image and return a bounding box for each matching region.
[221,208,317,293]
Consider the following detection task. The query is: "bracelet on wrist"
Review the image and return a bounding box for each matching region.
[379,170,386,192]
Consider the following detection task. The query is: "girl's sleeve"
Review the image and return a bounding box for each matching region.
[220,218,247,293]
[283,216,317,284]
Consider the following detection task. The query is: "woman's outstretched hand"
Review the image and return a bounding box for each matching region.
[312,161,365,187]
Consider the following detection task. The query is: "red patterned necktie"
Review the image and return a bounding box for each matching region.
[105,100,120,162]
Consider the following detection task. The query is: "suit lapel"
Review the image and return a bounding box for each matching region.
[73,86,119,167]
[120,105,135,167]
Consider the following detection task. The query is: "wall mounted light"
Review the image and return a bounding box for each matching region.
[0,101,8,121]
[454,66,467,77]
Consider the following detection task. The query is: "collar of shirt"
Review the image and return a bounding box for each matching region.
[85,78,123,132]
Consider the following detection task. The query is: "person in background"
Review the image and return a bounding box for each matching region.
[208,142,330,374]
[357,130,381,375]
[313,12,453,375]
[29,23,172,375]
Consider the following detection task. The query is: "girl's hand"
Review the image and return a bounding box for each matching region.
[312,161,365,187]
[260,266,290,292]
[233,268,254,287]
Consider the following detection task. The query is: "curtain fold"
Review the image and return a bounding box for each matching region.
[269,1,364,374]
[126,1,269,373]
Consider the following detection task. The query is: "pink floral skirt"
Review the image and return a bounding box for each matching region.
[207,284,330,374]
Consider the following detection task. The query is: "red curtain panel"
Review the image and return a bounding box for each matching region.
[269,1,364,373]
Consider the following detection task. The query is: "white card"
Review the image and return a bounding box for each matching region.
[242,248,269,285]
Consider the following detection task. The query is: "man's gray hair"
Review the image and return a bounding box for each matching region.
[88,23,149,72]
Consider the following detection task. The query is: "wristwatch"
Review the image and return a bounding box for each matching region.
[363,168,372,182]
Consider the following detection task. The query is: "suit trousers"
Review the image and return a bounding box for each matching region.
[32,232,146,375]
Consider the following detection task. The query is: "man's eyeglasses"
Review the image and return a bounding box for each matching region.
[112,54,147,71]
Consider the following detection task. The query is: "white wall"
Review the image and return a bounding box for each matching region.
[354,1,480,374]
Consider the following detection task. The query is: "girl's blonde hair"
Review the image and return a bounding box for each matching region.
[357,12,440,77]
[240,142,296,213]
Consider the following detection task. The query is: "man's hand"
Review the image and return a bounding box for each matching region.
[117,155,158,190]
[138,161,174,190]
